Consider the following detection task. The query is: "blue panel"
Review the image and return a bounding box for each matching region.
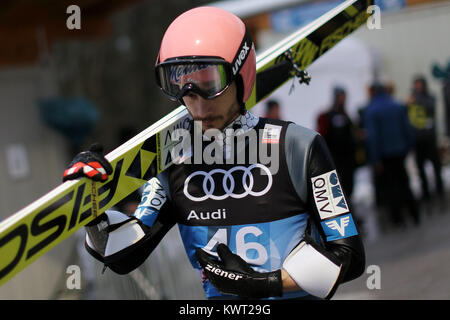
[133,207,158,227]
[320,213,358,241]
[177,213,310,299]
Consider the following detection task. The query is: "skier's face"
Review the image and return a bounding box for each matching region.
[183,81,240,131]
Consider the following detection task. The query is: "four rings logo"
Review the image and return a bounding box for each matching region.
[183,164,273,202]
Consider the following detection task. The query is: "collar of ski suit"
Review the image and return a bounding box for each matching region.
[220,111,259,159]
[196,111,260,160]
[222,111,260,134]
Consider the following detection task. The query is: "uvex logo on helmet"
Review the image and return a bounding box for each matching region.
[232,42,250,75]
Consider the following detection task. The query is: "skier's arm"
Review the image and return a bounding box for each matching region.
[62,146,175,274]
[84,176,175,274]
[306,134,365,281]
[282,124,365,298]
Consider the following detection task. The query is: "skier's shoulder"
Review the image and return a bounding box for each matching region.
[285,122,320,140]
[283,122,327,202]
[284,122,321,155]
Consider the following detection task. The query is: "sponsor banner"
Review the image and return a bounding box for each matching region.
[270,0,343,33]
[321,213,358,241]
[311,170,349,220]
[376,0,405,12]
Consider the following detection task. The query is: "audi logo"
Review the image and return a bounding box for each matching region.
[183,164,273,201]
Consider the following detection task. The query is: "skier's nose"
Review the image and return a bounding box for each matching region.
[185,93,214,119]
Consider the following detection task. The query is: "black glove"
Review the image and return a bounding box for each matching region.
[195,243,283,299]
[63,143,113,182]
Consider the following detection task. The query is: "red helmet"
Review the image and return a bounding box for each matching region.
[155,6,256,107]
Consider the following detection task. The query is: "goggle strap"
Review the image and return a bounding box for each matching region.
[230,27,253,76]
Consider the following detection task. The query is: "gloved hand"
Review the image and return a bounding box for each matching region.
[195,243,283,299]
[63,143,113,182]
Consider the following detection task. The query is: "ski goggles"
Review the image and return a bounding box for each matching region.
[155,57,234,101]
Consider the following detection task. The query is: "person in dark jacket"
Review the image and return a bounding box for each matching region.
[317,86,357,199]
[406,75,444,201]
[364,83,420,228]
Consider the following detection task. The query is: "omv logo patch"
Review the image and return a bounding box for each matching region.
[321,214,358,241]
[311,170,349,220]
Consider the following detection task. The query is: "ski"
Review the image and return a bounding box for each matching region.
[0,0,372,287]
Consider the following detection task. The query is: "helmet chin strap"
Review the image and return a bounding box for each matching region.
[235,75,247,115]
[239,102,247,115]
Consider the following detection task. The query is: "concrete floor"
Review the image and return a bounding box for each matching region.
[334,179,450,300]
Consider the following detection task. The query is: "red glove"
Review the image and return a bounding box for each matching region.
[63,143,113,182]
